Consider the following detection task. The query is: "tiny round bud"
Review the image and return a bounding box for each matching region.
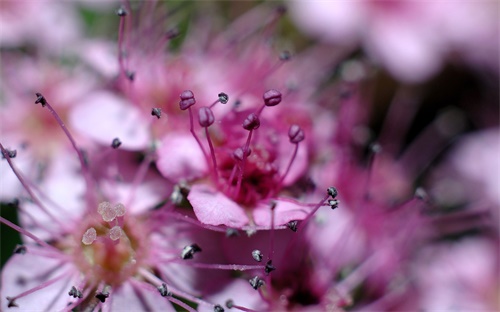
[198,107,215,127]
[233,147,251,161]
[263,89,282,106]
[252,250,263,262]
[288,124,305,143]
[151,108,162,119]
[327,187,338,199]
[111,138,122,149]
[218,92,229,104]
[242,113,260,131]
[179,90,196,110]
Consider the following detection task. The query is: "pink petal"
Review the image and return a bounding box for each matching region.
[188,184,249,227]
[69,91,149,150]
[110,281,175,312]
[156,133,207,183]
[253,199,309,227]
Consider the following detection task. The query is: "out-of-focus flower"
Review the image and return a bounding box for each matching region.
[289,0,499,82]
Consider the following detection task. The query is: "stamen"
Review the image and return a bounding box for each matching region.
[248,276,265,290]
[279,124,304,184]
[179,90,209,166]
[181,244,202,260]
[364,142,382,200]
[214,304,225,312]
[98,201,117,222]
[82,227,97,245]
[116,6,127,16]
[109,226,123,241]
[252,250,263,262]
[263,89,282,107]
[111,138,122,149]
[199,107,219,182]
[264,260,276,275]
[1,148,17,158]
[13,244,27,255]
[328,199,340,210]
[151,107,162,119]
[226,299,257,312]
[0,216,59,251]
[286,220,298,232]
[226,228,240,237]
[234,113,260,197]
[327,187,338,199]
[68,286,83,299]
[157,283,171,297]
[218,92,229,104]
[95,291,109,303]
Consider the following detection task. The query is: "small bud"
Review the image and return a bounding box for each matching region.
[95,292,109,303]
[226,228,240,238]
[151,108,162,119]
[13,244,27,255]
[233,147,251,161]
[287,220,298,232]
[252,250,263,262]
[181,244,202,260]
[218,92,229,104]
[248,276,265,290]
[111,138,122,149]
[68,286,83,299]
[328,199,339,210]
[327,187,338,199]
[264,260,276,275]
[288,124,305,143]
[242,113,260,131]
[34,92,47,107]
[214,304,224,312]
[226,300,234,309]
[280,51,292,61]
[116,6,127,16]
[179,90,196,110]
[263,89,282,106]
[157,283,171,297]
[199,107,215,127]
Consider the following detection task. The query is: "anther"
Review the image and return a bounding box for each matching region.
[214,304,225,312]
[287,220,298,232]
[82,227,97,245]
[34,92,47,107]
[98,201,117,222]
[218,92,229,104]
[181,244,202,260]
[109,226,122,241]
[179,90,196,110]
[288,124,305,143]
[264,260,276,275]
[151,108,162,119]
[327,187,338,199]
[328,199,339,210]
[126,71,135,81]
[252,250,263,262]
[226,228,240,238]
[263,89,282,107]
[1,148,16,159]
[199,107,215,127]
[280,51,292,61]
[242,113,260,130]
[248,276,265,290]
[415,187,428,201]
[233,147,251,161]
[226,299,234,309]
[6,297,18,308]
[13,244,26,255]
[165,27,180,39]
[157,283,171,297]
[68,286,83,299]
[95,292,109,303]
[369,142,382,154]
[111,138,122,149]
[116,6,127,16]
[114,203,126,217]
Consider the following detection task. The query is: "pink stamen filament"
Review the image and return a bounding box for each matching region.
[0,143,67,228]
[230,303,258,312]
[297,194,331,233]
[205,127,219,183]
[234,129,254,198]
[117,10,126,78]
[126,152,154,207]
[279,142,299,185]
[164,260,265,271]
[157,211,226,233]
[188,107,209,165]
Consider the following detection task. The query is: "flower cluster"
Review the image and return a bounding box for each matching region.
[1,1,498,312]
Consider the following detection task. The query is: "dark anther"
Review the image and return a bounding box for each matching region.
[248,276,265,290]
[116,6,127,16]
[13,245,26,255]
[280,51,292,61]
[165,27,180,39]
[242,113,260,131]
[126,71,135,81]
[233,100,241,108]
[263,89,282,107]
[415,187,428,201]
[218,92,229,104]
[264,260,276,275]
[179,90,196,110]
[6,297,18,308]
[328,199,339,210]
[252,250,263,262]
[68,286,83,298]
[327,187,338,199]
[288,124,305,143]
[34,92,47,107]
[225,300,234,309]
[287,220,298,232]
[2,148,17,159]
[111,138,122,149]
[157,283,171,297]
[151,108,162,119]
[233,147,251,161]
[214,304,224,312]
[276,5,287,15]
[199,107,215,127]
[226,228,240,238]
[369,142,382,154]
[181,243,202,260]
[95,292,109,303]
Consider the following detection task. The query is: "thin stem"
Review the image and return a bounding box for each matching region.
[234,129,254,198]
[168,260,264,271]
[7,270,71,303]
[188,107,209,165]
[205,127,219,183]
[0,217,60,251]
[279,142,299,185]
